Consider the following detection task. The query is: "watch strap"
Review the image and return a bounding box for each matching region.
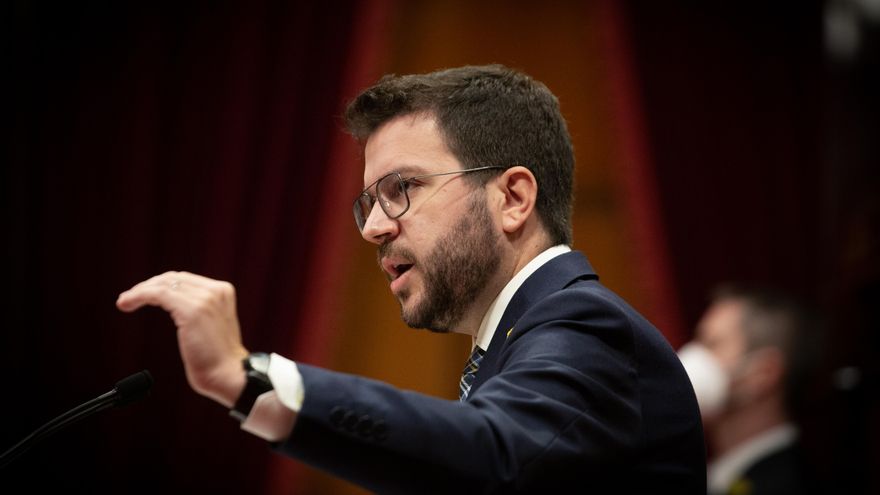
[230,353,273,422]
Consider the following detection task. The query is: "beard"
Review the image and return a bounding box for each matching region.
[378,193,502,332]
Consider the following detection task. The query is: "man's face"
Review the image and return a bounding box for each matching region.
[360,114,501,332]
[696,299,748,374]
[694,297,766,420]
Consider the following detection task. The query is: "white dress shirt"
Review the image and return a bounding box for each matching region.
[242,244,572,441]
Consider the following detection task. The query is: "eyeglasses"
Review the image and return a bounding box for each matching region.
[353,166,504,232]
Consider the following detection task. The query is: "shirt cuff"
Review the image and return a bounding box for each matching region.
[240,353,304,442]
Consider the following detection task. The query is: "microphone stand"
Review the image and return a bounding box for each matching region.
[0,370,153,469]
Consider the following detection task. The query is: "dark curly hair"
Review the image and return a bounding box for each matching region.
[344,64,575,246]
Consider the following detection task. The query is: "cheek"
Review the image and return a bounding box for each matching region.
[711,347,732,368]
[401,214,454,247]
[703,334,747,372]
[714,349,744,374]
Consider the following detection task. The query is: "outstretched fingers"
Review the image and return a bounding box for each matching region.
[116,271,219,313]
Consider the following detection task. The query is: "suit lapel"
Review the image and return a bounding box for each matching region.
[468,251,598,396]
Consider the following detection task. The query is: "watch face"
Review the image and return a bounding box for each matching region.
[248,353,271,374]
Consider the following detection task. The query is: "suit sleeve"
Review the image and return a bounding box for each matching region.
[274,288,646,494]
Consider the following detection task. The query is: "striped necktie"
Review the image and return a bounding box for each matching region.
[459,346,485,401]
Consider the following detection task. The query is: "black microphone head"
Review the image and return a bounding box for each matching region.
[113,370,154,407]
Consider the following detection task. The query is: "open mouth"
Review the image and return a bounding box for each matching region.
[394,263,413,278]
[382,256,415,281]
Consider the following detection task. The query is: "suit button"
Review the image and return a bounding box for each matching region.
[355,415,373,436]
[372,420,388,441]
[329,406,346,427]
[341,411,358,431]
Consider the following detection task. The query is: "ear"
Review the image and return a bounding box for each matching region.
[493,166,538,234]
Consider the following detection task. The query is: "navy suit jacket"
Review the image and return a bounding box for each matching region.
[278,251,706,494]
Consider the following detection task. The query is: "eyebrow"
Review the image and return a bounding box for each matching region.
[393,164,429,177]
[363,164,429,189]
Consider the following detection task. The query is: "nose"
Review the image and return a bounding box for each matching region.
[360,202,400,245]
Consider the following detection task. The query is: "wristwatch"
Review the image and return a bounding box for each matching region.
[229,352,273,422]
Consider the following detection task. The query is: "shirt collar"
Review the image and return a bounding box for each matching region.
[473,245,571,351]
[707,423,799,495]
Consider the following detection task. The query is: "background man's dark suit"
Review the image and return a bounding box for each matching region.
[279,251,706,493]
[724,443,818,495]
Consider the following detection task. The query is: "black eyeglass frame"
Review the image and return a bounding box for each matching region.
[353,165,505,231]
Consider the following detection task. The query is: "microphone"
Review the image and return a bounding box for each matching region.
[0,369,154,469]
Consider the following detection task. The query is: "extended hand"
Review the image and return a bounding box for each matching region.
[117,271,248,407]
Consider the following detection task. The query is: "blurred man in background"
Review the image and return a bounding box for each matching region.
[678,284,824,495]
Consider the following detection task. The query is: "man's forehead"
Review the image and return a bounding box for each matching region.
[361,114,455,185]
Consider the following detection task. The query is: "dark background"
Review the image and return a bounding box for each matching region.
[2,1,877,493]
[2,2,361,492]
[629,2,879,491]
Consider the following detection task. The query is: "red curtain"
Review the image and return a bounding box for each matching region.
[623,2,826,329]
[5,1,875,493]
[1,2,378,492]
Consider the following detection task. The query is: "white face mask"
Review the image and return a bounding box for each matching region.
[677,342,730,419]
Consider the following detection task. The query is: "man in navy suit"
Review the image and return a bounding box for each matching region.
[117,64,706,493]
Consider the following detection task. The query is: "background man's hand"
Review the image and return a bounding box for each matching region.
[116,271,249,407]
